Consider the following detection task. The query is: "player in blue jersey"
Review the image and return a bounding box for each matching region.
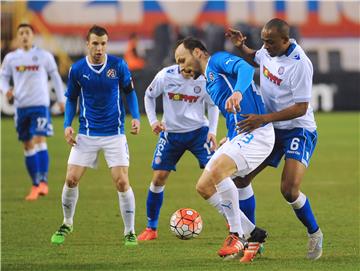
[226,18,323,260]
[0,24,65,200]
[175,37,274,260]
[50,26,140,246]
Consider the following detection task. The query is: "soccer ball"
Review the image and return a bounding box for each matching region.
[169,208,203,239]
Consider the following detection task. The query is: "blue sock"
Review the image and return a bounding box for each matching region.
[24,149,39,186]
[290,192,319,234]
[146,184,164,229]
[238,184,256,224]
[36,143,49,183]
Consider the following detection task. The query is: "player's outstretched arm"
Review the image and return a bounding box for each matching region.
[225,28,258,67]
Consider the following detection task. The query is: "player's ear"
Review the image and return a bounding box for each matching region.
[193,48,201,58]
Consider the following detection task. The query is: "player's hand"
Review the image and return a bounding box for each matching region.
[207,133,217,151]
[225,28,247,48]
[151,121,165,135]
[58,102,65,113]
[219,137,228,147]
[237,114,265,134]
[130,119,140,135]
[64,126,77,146]
[6,88,14,103]
[225,92,242,113]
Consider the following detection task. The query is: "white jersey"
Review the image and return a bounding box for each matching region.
[0,47,64,108]
[254,40,317,131]
[144,65,219,133]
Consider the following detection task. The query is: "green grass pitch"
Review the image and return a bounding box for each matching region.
[1,112,359,271]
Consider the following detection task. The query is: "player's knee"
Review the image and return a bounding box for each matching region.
[152,171,169,186]
[65,176,79,188]
[280,182,298,202]
[196,182,209,199]
[232,176,251,188]
[207,164,224,183]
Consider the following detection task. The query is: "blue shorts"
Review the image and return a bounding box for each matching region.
[152,126,214,171]
[15,106,53,142]
[266,128,317,168]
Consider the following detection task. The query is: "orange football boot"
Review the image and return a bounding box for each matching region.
[25,186,40,201]
[39,182,49,196]
[138,228,158,241]
[218,234,248,257]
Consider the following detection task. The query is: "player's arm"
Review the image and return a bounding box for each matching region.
[46,52,66,112]
[205,95,219,150]
[218,53,255,113]
[64,66,80,146]
[0,55,14,101]
[225,28,259,67]
[144,74,165,135]
[119,59,141,135]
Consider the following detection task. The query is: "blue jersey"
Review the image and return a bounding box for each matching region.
[205,51,266,138]
[66,54,133,136]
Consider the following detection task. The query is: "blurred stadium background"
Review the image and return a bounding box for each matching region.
[1,0,359,116]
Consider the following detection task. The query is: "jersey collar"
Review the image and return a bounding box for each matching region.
[86,54,108,74]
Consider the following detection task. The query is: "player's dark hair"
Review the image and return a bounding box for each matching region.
[87,25,108,40]
[17,23,34,32]
[175,37,208,53]
[264,18,290,38]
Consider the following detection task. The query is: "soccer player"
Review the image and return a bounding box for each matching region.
[174,38,275,259]
[0,23,65,200]
[138,64,219,240]
[226,18,323,260]
[50,25,140,246]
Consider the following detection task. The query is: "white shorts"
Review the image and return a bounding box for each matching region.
[68,134,129,168]
[206,124,275,178]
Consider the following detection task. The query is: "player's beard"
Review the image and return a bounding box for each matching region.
[192,71,202,80]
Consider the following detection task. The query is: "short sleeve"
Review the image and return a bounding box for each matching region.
[290,59,313,102]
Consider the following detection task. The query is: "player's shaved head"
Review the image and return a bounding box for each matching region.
[87,25,108,40]
[264,18,290,39]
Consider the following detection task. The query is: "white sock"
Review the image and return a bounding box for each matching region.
[237,183,254,200]
[207,192,226,219]
[62,184,79,225]
[118,187,135,235]
[215,177,244,237]
[150,182,165,193]
[240,212,255,239]
[289,192,306,209]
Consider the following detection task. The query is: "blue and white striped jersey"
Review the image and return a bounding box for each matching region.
[66,54,134,136]
[204,51,267,138]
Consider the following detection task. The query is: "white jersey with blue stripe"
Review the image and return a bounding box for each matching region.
[254,40,317,130]
[205,51,267,137]
[66,54,131,136]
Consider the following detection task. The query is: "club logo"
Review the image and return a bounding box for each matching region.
[278,66,285,75]
[194,86,201,94]
[209,72,214,82]
[32,55,38,62]
[106,68,117,78]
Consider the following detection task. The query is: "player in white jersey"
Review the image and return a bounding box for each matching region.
[0,24,65,200]
[226,18,323,260]
[138,64,219,240]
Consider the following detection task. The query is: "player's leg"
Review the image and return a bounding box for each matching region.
[139,131,185,240]
[51,164,86,245]
[103,134,137,245]
[51,134,98,245]
[110,166,137,245]
[33,136,49,196]
[138,170,170,241]
[280,128,322,260]
[33,107,53,195]
[199,153,248,257]
[232,162,267,225]
[15,107,41,200]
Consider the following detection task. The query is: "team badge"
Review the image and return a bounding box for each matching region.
[278,66,285,75]
[106,68,117,78]
[154,156,162,164]
[32,55,38,62]
[209,72,214,82]
[194,86,201,94]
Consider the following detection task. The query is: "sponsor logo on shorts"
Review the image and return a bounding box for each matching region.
[155,138,167,157]
[154,156,162,164]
